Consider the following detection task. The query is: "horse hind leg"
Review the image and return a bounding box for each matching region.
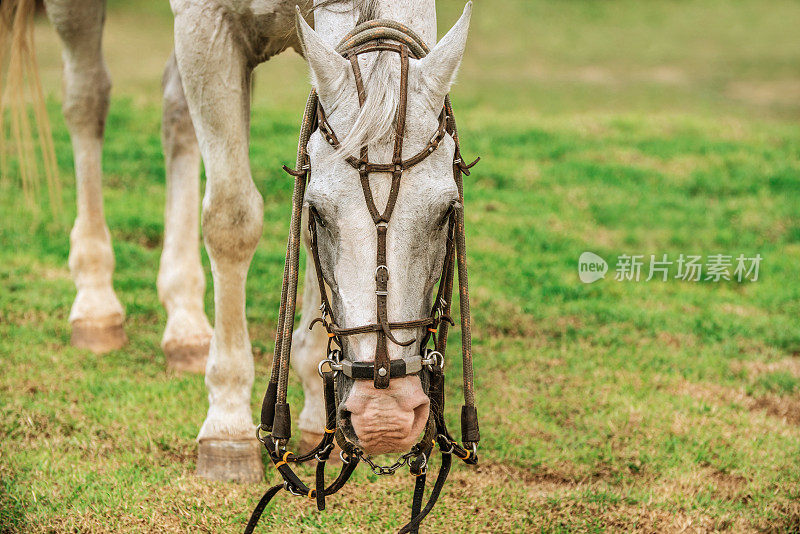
[157,52,212,373]
[45,0,126,353]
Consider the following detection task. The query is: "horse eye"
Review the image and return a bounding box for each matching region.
[310,206,326,228]
[439,200,460,226]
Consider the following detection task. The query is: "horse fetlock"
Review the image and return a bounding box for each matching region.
[69,285,126,353]
[298,393,327,436]
[69,226,114,281]
[157,259,205,310]
[198,402,255,443]
[161,307,212,373]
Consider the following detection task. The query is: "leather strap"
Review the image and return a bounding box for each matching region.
[398,453,452,534]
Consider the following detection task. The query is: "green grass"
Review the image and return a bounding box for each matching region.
[3,0,800,532]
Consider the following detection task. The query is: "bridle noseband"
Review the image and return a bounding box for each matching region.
[247,20,480,534]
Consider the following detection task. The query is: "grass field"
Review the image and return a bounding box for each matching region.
[2,0,800,532]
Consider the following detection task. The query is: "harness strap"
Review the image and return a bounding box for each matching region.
[398,453,452,534]
[338,356,424,380]
[315,459,326,511]
[409,471,427,534]
[243,484,283,534]
[316,100,449,174]
[338,21,428,58]
[314,317,435,337]
[245,446,361,533]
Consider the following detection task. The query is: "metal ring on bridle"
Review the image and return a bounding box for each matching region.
[422,350,444,369]
[318,358,342,378]
[414,453,428,475]
[284,481,305,497]
[315,442,335,462]
[255,425,268,445]
[437,434,454,454]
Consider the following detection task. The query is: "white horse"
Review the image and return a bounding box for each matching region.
[4,0,471,482]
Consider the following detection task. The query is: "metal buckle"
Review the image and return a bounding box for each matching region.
[375,265,389,280]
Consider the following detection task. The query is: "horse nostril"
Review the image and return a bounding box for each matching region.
[411,396,431,429]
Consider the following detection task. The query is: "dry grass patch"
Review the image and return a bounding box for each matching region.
[732,358,800,379]
[726,80,800,107]
[675,380,800,426]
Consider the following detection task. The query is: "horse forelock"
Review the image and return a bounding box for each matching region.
[335,51,400,159]
[312,0,381,24]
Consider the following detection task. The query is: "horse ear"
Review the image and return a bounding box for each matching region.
[295,6,350,97]
[419,2,472,104]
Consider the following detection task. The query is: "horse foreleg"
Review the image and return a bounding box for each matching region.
[157,52,212,373]
[173,3,262,483]
[45,0,126,353]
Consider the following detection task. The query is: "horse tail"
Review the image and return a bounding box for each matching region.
[0,0,61,214]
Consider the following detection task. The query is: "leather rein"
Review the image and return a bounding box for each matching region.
[247,20,480,534]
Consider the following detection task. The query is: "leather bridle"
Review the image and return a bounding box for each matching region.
[247,20,480,534]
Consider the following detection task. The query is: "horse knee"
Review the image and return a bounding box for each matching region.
[202,190,263,262]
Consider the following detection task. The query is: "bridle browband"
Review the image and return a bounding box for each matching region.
[247,19,480,534]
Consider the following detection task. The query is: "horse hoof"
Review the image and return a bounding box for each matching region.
[163,340,209,373]
[196,440,263,483]
[70,320,127,354]
[299,432,342,464]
